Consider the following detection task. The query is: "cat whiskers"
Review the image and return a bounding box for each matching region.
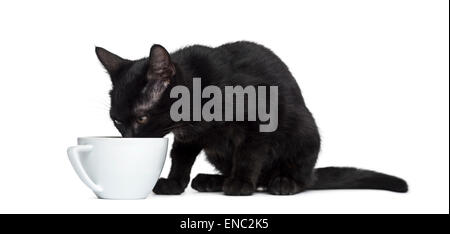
[162,123,187,133]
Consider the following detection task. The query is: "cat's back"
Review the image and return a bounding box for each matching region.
[216,41,278,61]
[215,41,294,84]
[173,41,291,76]
[172,41,300,95]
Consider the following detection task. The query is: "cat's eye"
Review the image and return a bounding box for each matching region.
[113,119,122,125]
[136,115,149,124]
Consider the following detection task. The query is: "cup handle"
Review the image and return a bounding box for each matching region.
[67,145,103,193]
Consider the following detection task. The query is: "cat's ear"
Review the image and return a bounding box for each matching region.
[147,44,175,80]
[95,47,127,75]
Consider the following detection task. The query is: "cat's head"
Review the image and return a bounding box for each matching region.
[95,45,176,137]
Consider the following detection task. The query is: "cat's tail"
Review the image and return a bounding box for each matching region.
[309,167,408,193]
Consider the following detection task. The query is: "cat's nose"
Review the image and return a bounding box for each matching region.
[122,129,135,138]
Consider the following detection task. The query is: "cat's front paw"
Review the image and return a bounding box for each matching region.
[268,176,303,195]
[223,178,255,196]
[153,178,185,195]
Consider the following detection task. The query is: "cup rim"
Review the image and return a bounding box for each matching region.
[77,136,168,141]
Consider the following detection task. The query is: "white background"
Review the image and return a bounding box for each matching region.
[0,0,448,214]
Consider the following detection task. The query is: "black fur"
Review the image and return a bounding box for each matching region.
[96,41,408,195]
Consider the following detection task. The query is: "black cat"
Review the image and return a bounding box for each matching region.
[95,41,408,195]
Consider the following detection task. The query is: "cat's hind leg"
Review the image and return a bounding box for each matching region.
[267,139,319,195]
[191,174,225,192]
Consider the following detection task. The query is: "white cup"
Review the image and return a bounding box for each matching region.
[67,137,168,199]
